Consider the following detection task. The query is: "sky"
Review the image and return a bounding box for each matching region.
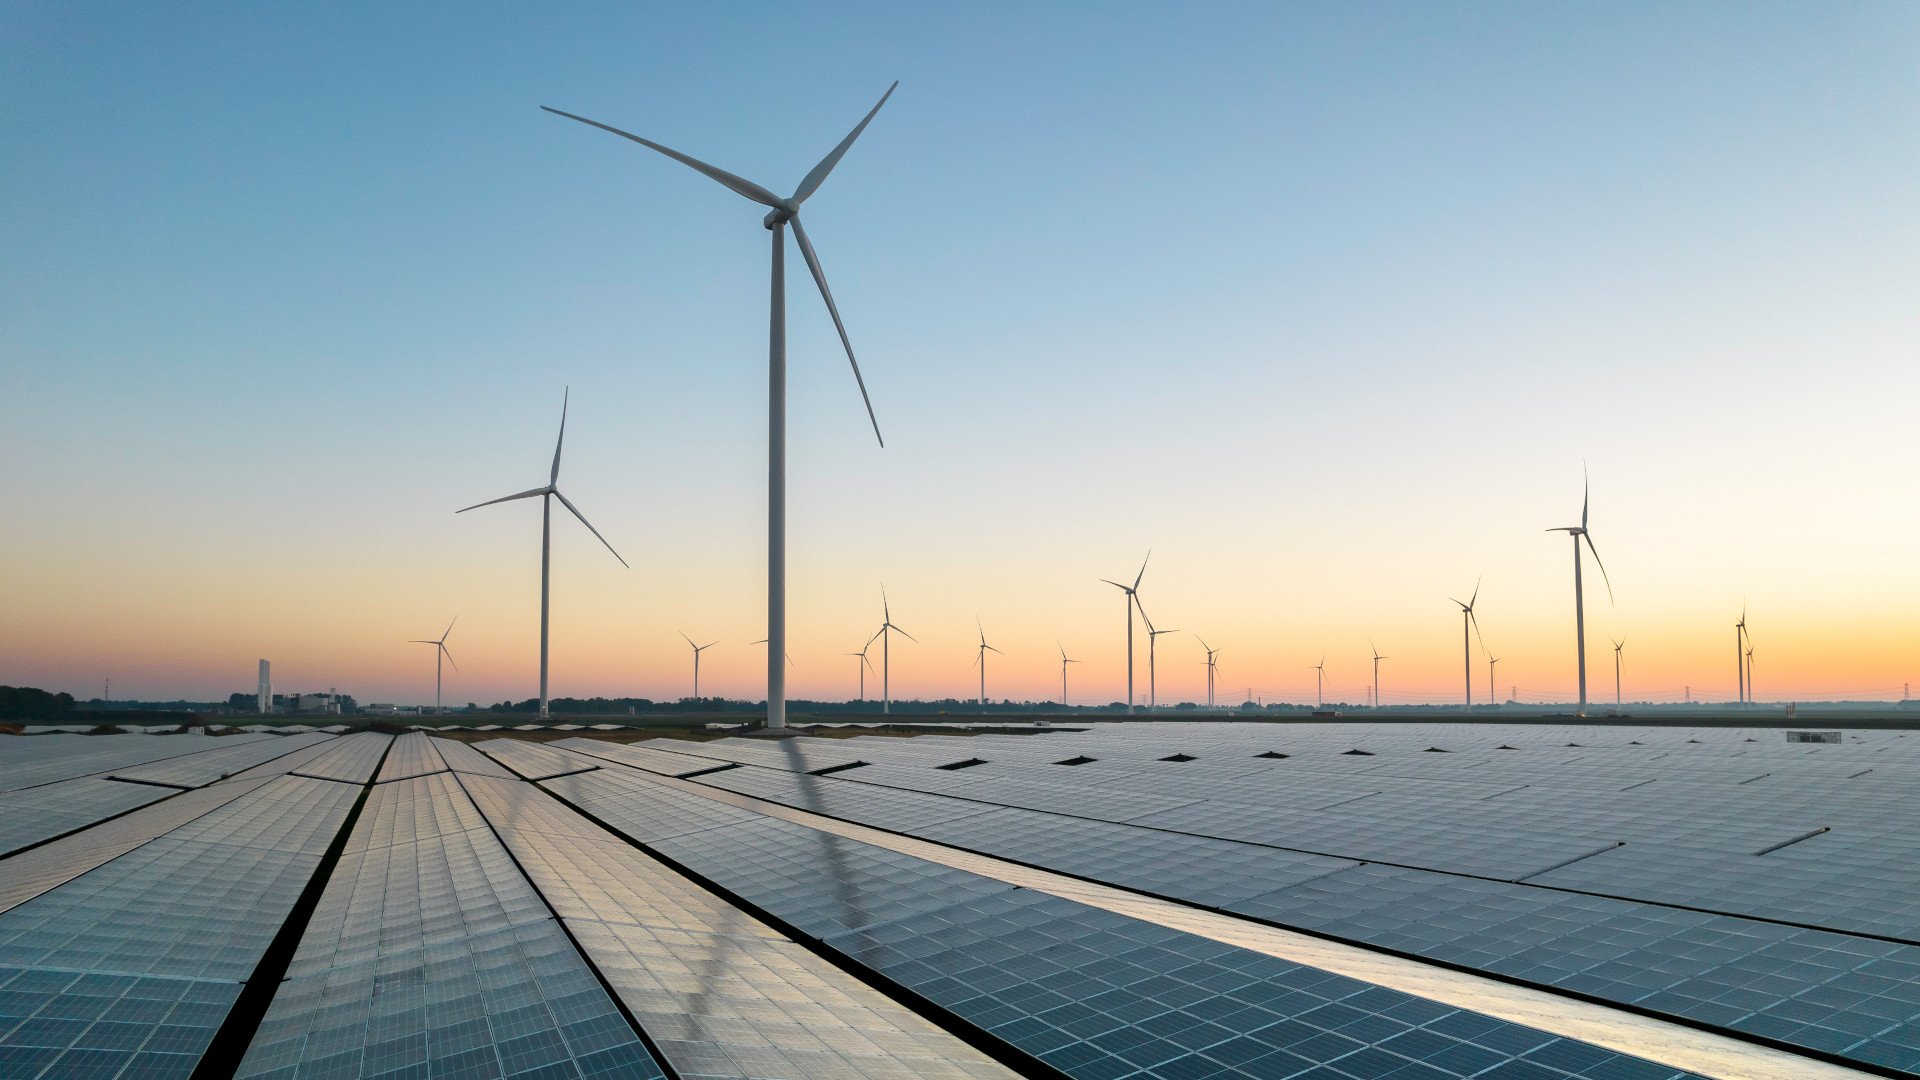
[4,2,1917,708]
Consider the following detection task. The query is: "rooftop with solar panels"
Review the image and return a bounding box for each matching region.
[2,721,1915,1080]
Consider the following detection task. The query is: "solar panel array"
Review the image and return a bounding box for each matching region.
[2,723,1911,1079]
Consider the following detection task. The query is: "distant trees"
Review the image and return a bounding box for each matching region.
[0,686,76,720]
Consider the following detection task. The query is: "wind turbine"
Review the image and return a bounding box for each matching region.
[544,85,896,731]
[1546,469,1613,717]
[1370,642,1387,710]
[1746,643,1756,706]
[458,389,627,718]
[973,620,1003,707]
[1198,637,1221,709]
[1312,655,1328,709]
[1611,638,1625,709]
[408,618,458,714]
[847,630,878,702]
[1735,606,1749,706]
[1058,641,1079,707]
[1140,607,1179,710]
[1450,580,1487,710]
[1100,551,1150,714]
[875,586,915,715]
[680,633,717,701]
[1487,656,1500,707]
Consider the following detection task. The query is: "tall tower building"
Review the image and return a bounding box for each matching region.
[257,660,271,714]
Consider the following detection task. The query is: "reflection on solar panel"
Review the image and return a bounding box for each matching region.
[0,777,276,916]
[0,775,359,1079]
[462,773,1017,1078]
[423,735,517,778]
[474,738,599,780]
[372,731,446,783]
[0,732,276,792]
[0,778,174,857]
[234,772,666,1080]
[108,733,335,789]
[285,731,392,784]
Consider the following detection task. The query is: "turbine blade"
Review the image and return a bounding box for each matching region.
[789,216,883,447]
[553,490,629,568]
[1134,550,1152,590]
[408,640,436,645]
[1584,532,1614,602]
[1470,576,1481,608]
[540,107,784,208]
[893,625,918,643]
[456,486,549,513]
[1582,465,1590,530]
[1099,579,1129,591]
[1469,609,1488,654]
[681,631,696,648]
[987,645,1003,655]
[791,81,898,205]
[440,644,459,673]
[441,616,457,642]
[550,388,568,485]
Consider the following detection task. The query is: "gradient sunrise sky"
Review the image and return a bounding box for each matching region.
[4,2,1917,707]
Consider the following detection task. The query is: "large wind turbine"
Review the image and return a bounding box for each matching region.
[1058,641,1079,707]
[973,620,1003,707]
[1312,655,1327,709]
[680,633,717,701]
[1450,580,1487,710]
[1140,608,1179,710]
[874,587,915,715]
[458,390,627,718]
[1198,637,1221,709]
[1101,551,1150,713]
[1735,607,1749,705]
[1611,637,1625,709]
[545,85,896,731]
[1370,642,1387,710]
[1546,470,1613,717]
[408,618,458,714]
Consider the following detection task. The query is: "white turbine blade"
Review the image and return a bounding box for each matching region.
[791,82,898,205]
[892,624,918,643]
[789,216,883,447]
[986,645,1003,655]
[441,616,457,643]
[408,640,437,646]
[1583,532,1614,602]
[681,631,696,649]
[1469,609,1488,654]
[1581,465,1590,530]
[553,490,629,568]
[540,107,784,208]
[701,641,718,652]
[1470,576,1481,608]
[440,643,459,673]
[972,651,982,668]
[1133,550,1152,591]
[550,388,568,485]
[456,486,549,513]
[1099,579,1130,592]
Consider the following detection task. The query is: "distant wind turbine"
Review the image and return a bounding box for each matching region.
[1370,642,1387,710]
[1488,656,1500,707]
[1612,637,1625,709]
[875,586,915,715]
[680,633,717,701]
[1312,655,1328,709]
[973,619,1003,707]
[1450,580,1487,710]
[847,630,878,702]
[1546,468,1613,717]
[1140,607,1179,709]
[408,618,458,714]
[1746,643,1756,705]
[1735,606,1749,706]
[1100,551,1150,714]
[458,389,626,718]
[1058,641,1080,707]
[544,84,897,731]
[1198,637,1222,709]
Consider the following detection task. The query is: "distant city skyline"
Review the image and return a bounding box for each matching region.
[4,3,1916,705]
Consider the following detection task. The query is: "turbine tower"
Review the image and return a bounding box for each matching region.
[1611,637,1625,709]
[1546,469,1613,717]
[680,633,717,701]
[1746,643,1756,706]
[1100,551,1150,714]
[545,84,896,730]
[1487,656,1500,707]
[458,389,627,718]
[1312,655,1328,709]
[1198,637,1222,709]
[1140,607,1178,710]
[847,631,878,702]
[408,618,458,714]
[874,586,915,715]
[1370,642,1387,710]
[1058,641,1080,707]
[1449,580,1487,710]
[1735,606,1749,706]
[973,619,1003,708]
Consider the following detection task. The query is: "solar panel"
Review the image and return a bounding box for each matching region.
[285,731,393,784]
[473,738,600,781]
[427,736,518,778]
[371,731,445,783]
[0,732,276,792]
[0,779,173,857]
[108,733,335,789]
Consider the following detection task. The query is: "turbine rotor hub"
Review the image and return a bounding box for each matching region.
[762,202,799,229]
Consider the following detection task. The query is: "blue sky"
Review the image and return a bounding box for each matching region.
[4,3,1917,705]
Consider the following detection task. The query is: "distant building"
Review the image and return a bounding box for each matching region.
[257,660,271,714]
